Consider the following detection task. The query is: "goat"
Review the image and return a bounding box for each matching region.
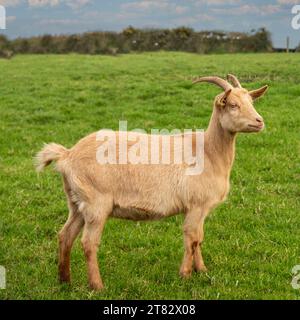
[35,74,268,290]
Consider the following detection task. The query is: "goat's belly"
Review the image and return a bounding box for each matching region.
[110,206,177,221]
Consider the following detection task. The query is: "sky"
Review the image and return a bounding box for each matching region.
[0,0,299,48]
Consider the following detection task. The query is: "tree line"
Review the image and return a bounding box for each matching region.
[0,27,273,58]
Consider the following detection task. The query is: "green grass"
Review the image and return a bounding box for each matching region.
[0,52,299,300]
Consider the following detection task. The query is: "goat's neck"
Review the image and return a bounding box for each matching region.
[205,108,237,176]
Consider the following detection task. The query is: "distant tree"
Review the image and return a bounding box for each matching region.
[122,26,137,37]
[13,38,30,53]
[173,26,193,39]
[0,35,14,58]
[249,28,272,52]
[40,34,55,53]
[63,34,80,53]
[0,35,10,50]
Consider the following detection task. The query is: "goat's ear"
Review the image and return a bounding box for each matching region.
[249,85,268,100]
[218,89,232,107]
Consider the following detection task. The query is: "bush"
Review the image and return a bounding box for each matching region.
[6,27,273,56]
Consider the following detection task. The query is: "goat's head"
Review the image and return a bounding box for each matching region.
[193,74,268,133]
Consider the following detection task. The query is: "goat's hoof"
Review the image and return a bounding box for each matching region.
[194,264,208,273]
[59,274,71,284]
[89,282,104,291]
[179,269,192,278]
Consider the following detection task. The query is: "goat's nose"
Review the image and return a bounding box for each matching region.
[256,117,263,123]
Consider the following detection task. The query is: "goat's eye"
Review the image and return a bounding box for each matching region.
[230,103,239,109]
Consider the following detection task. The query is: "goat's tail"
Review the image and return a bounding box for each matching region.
[35,143,69,172]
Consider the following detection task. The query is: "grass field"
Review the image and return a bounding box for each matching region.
[0,52,299,300]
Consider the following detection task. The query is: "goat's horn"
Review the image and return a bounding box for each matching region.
[192,76,232,91]
[227,74,242,88]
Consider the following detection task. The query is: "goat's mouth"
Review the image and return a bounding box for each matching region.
[248,123,264,132]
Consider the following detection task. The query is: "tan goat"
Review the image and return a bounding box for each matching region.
[35,74,268,290]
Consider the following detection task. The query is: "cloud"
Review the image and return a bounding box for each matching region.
[66,0,90,9]
[211,4,281,16]
[194,0,241,6]
[277,0,300,4]
[174,5,189,15]
[28,0,59,6]
[121,0,169,12]
[262,4,281,14]
[0,0,21,6]
[39,18,79,25]
[121,0,189,16]
[28,0,90,9]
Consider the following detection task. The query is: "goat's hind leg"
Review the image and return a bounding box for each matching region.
[81,194,112,291]
[58,179,84,283]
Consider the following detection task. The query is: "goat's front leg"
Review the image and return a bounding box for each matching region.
[180,209,207,278]
[193,215,207,273]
